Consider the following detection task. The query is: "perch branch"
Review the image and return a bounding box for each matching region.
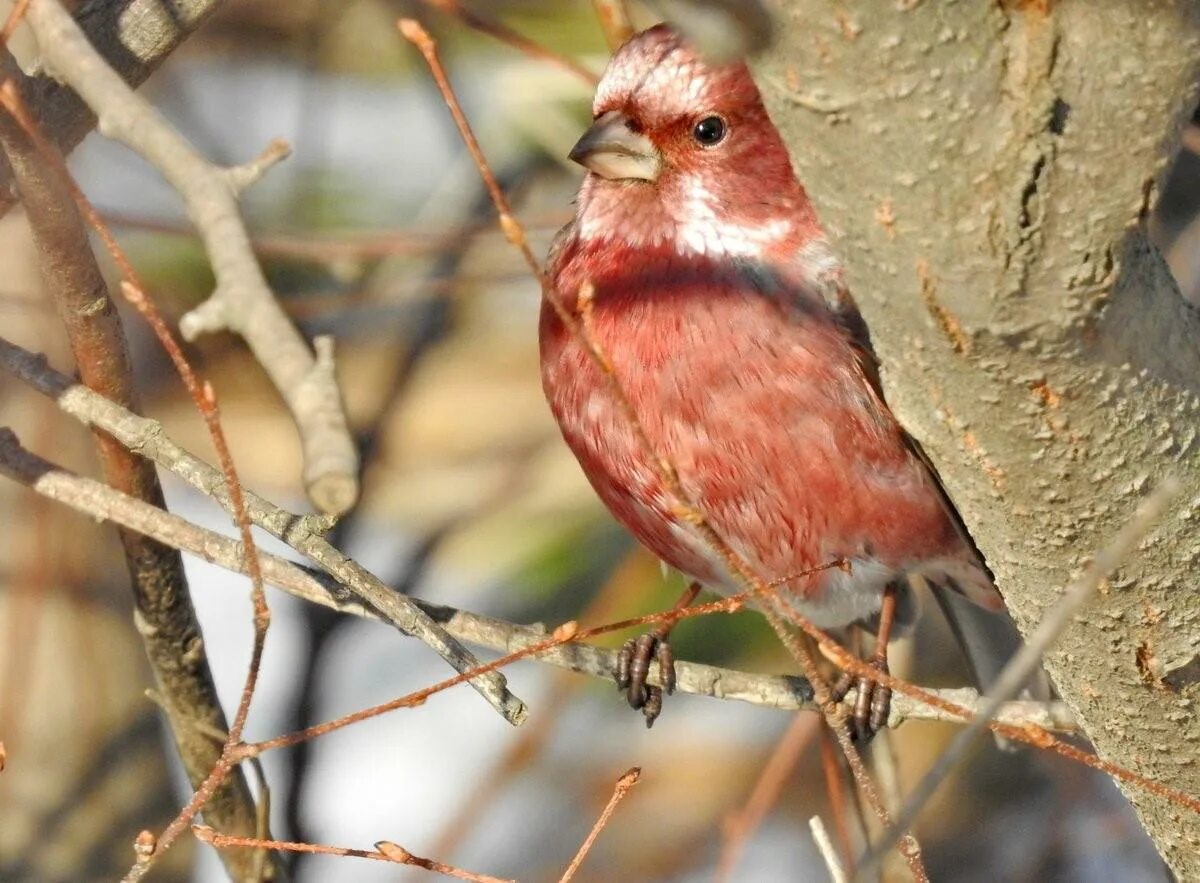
[0,415,1078,733]
[11,336,1195,817]
[0,335,525,725]
[22,0,359,515]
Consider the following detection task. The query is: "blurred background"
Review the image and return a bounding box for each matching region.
[0,1,1191,880]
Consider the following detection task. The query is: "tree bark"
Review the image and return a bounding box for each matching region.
[757,0,1200,875]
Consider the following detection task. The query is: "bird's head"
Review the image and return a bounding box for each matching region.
[569,24,819,260]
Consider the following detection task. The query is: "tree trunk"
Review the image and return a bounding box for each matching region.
[757,0,1200,875]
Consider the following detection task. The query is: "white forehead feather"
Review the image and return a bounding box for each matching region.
[593,27,711,117]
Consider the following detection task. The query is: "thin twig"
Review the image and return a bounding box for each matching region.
[0,51,273,881]
[0,335,525,725]
[810,815,848,883]
[853,477,1181,882]
[23,0,359,515]
[399,20,544,280]
[192,827,514,883]
[591,0,635,50]
[558,767,641,883]
[716,712,820,881]
[421,0,597,84]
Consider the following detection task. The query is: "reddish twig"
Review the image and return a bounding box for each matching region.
[0,0,29,46]
[236,562,841,758]
[394,20,924,876]
[192,827,513,883]
[819,724,857,877]
[421,0,598,84]
[591,0,635,50]
[558,767,641,883]
[0,66,271,883]
[716,712,821,881]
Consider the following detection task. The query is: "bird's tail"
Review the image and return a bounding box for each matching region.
[925,577,1054,748]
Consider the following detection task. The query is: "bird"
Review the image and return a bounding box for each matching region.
[540,24,1011,738]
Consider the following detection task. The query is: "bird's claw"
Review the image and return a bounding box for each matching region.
[830,657,891,744]
[615,632,676,727]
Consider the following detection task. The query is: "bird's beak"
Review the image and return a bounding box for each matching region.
[569,110,662,182]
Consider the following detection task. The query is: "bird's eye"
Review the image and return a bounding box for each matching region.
[692,115,727,146]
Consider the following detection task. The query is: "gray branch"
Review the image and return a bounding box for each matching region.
[23,0,360,516]
[0,425,1079,733]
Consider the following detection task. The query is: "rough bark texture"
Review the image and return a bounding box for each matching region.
[756,0,1200,875]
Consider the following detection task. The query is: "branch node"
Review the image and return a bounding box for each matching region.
[224,138,292,194]
[179,296,230,341]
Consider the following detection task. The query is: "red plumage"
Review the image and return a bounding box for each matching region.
[541,25,1000,632]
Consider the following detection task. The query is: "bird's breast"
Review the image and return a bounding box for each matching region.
[540,241,967,624]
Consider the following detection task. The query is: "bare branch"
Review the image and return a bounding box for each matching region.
[23,0,359,516]
[0,407,1078,733]
[0,334,526,725]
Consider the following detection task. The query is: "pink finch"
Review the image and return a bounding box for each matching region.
[541,25,1006,736]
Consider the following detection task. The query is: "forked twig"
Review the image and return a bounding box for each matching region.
[0,335,523,725]
[22,0,359,515]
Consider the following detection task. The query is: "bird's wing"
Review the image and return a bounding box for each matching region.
[820,272,1004,611]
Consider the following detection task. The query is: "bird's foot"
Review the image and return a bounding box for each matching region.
[615,632,676,728]
[830,656,891,744]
